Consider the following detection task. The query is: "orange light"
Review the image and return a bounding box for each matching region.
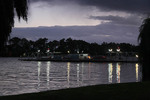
[88,56,91,59]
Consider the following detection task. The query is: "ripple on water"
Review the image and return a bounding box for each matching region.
[0,58,142,96]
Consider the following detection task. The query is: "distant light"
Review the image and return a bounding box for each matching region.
[117,49,120,52]
[88,56,91,59]
[38,50,40,53]
[68,51,70,53]
[108,49,113,52]
[47,50,50,53]
[136,55,139,58]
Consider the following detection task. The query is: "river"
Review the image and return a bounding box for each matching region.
[0,58,142,96]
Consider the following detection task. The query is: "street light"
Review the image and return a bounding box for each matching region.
[116,47,121,58]
[47,50,50,53]
[68,51,70,54]
[116,48,120,52]
[38,50,40,53]
[117,47,120,52]
[37,50,41,58]
[108,49,113,56]
[46,49,50,56]
[108,49,113,52]
[136,55,139,58]
[82,51,84,53]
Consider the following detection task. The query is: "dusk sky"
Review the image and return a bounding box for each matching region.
[11,0,150,45]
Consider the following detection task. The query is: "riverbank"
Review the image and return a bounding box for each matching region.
[0,82,150,100]
[19,57,139,63]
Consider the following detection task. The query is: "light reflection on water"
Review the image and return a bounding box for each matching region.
[0,58,142,96]
[135,63,139,82]
[47,61,50,89]
[116,63,121,83]
[108,63,113,83]
[67,62,70,88]
[38,61,41,88]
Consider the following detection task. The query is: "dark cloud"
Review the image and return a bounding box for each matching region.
[16,0,144,45]
[77,0,150,14]
[30,0,150,14]
[11,23,139,44]
[90,15,142,26]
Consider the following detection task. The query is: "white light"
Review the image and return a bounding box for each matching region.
[47,50,50,53]
[136,55,139,58]
[38,50,40,53]
[117,49,120,52]
[108,49,113,52]
[68,51,70,53]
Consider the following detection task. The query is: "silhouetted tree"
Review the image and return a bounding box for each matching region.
[57,38,67,53]
[35,38,48,52]
[9,37,22,56]
[1,37,138,57]
[138,16,150,81]
[0,0,28,51]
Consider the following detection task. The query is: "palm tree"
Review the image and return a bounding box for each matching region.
[0,0,28,51]
[138,16,150,81]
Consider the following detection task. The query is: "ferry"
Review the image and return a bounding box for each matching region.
[19,53,139,63]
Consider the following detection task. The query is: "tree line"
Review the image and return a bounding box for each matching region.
[0,37,138,57]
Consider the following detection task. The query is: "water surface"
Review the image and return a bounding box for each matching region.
[0,58,141,96]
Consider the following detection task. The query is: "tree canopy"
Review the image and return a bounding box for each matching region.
[0,37,138,57]
[138,16,150,81]
[0,0,28,50]
[138,17,150,62]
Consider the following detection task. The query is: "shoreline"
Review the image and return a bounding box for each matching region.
[19,58,139,63]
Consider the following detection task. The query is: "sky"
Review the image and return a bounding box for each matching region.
[11,0,150,45]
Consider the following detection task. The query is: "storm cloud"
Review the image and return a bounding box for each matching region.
[13,0,148,45]
[30,0,150,14]
[28,0,148,26]
[12,23,139,45]
[90,15,143,26]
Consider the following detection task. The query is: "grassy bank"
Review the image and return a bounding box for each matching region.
[0,82,150,100]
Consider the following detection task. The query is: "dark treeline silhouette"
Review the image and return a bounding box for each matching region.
[138,16,150,81]
[0,0,28,52]
[0,37,138,57]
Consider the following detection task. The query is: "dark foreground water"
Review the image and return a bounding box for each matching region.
[0,58,142,96]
